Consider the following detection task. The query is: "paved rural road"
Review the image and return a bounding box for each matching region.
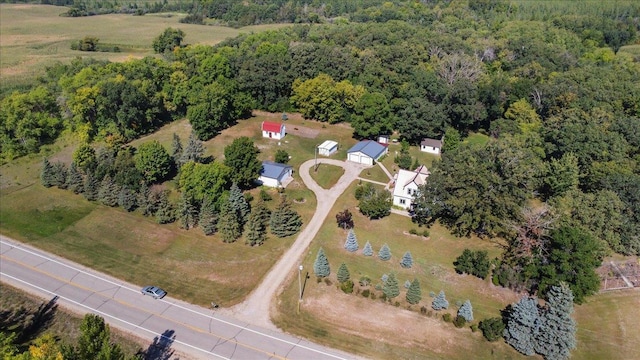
[0,236,356,360]
[230,159,368,328]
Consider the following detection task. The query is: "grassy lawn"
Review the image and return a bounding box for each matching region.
[1,113,353,307]
[380,142,440,172]
[309,163,345,189]
[0,283,144,356]
[0,4,290,92]
[358,163,390,183]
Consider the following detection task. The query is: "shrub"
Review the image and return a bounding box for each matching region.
[420,306,428,315]
[471,324,479,332]
[370,292,377,300]
[340,280,354,294]
[394,301,400,307]
[404,280,411,289]
[381,273,389,283]
[323,278,332,286]
[429,291,436,298]
[453,315,467,328]
[362,289,370,298]
[259,188,272,201]
[454,249,491,279]
[316,276,322,283]
[359,276,371,287]
[422,229,430,237]
[409,228,418,235]
[443,313,452,322]
[479,317,506,342]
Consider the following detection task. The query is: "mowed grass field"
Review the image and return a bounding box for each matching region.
[0,4,289,91]
[273,179,640,359]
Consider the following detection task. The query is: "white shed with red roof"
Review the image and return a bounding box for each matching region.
[262,121,286,140]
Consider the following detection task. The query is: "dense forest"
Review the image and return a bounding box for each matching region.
[1,0,639,302]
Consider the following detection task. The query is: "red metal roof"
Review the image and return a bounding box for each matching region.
[262,121,283,133]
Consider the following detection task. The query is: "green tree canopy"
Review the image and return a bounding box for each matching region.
[223,136,261,188]
[135,140,173,184]
[153,27,185,54]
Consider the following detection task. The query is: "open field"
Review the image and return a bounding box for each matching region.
[0,4,290,91]
[0,113,358,307]
[273,178,640,359]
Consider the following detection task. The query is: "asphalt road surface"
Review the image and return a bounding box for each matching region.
[0,236,356,360]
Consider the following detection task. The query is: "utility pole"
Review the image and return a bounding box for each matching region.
[297,264,303,313]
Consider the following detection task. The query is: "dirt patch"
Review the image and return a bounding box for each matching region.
[304,286,471,354]
[287,125,319,139]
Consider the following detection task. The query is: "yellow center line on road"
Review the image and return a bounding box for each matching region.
[0,254,288,360]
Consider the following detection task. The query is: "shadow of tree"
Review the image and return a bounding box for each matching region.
[0,295,58,346]
[139,329,176,360]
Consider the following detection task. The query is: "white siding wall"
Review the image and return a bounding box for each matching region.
[420,145,440,154]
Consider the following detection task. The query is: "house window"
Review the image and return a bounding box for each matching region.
[400,199,406,205]
[407,188,412,195]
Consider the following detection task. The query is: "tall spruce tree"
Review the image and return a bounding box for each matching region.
[344,229,359,252]
[337,263,351,283]
[51,161,68,188]
[458,300,474,322]
[181,130,204,164]
[199,196,218,235]
[40,158,55,187]
[378,243,391,261]
[245,207,267,246]
[432,290,449,310]
[383,272,400,299]
[178,192,198,229]
[155,190,175,224]
[171,133,183,166]
[252,198,271,227]
[314,248,330,278]
[535,283,577,360]
[400,251,413,268]
[138,185,153,216]
[504,296,541,356]
[83,169,99,201]
[363,241,374,256]
[98,175,119,207]
[66,162,84,194]
[270,197,302,238]
[406,278,422,305]
[118,186,137,212]
[218,201,242,243]
[228,182,250,227]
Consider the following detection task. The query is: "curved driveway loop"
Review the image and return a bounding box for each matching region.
[231,159,369,329]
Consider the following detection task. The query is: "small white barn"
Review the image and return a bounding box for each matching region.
[392,165,430,209]
[420,137,443,155]
[258,161,293,188]
[318,140,338,156]
[346,140,388,165]
[262,121,286,140]
[378,135,390,144]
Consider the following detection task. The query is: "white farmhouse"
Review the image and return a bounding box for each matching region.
[346,140,388,165]
[257,161,293,188]
[318,140,338,156]
[420,137,443,155]
[392,165,430,209]
[261,121,286,140]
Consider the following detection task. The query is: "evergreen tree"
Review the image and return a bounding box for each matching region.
[400,251,413,268]
[344,229,359,252]
[432,290,449,310]
[199,196,218,235]
[313,247,330,278]
[71,314,124,360]
[228,182,250,227]
[178,192,198,229]
[98,175,119,207]
[504,297,541,356]
[458,300,474,322]
[363,241,373,256]
[406,278,422,305]
[535,283,576,360]
[383,272,400,299]
[270,197,302,238]
[337,263,351,283]
[40,158,55,187]
[83,169,99,201]
[51,161,68,188]
[66,161,84,194]
[218,201,242,243]
[155,190,175,224]
[252,198,271,227]
[118,186,137,212]
[245,206,267,246]
[378,243,391,261]
[181,130,205,164]
[171,133,183,166]
[138,185,153,216]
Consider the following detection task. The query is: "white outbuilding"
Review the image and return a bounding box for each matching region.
[318,140,338,156]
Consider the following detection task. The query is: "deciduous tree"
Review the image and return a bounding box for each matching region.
[223,137,261,188]
[135,140,172,184]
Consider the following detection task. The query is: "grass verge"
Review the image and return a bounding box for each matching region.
[309,163,345,189]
